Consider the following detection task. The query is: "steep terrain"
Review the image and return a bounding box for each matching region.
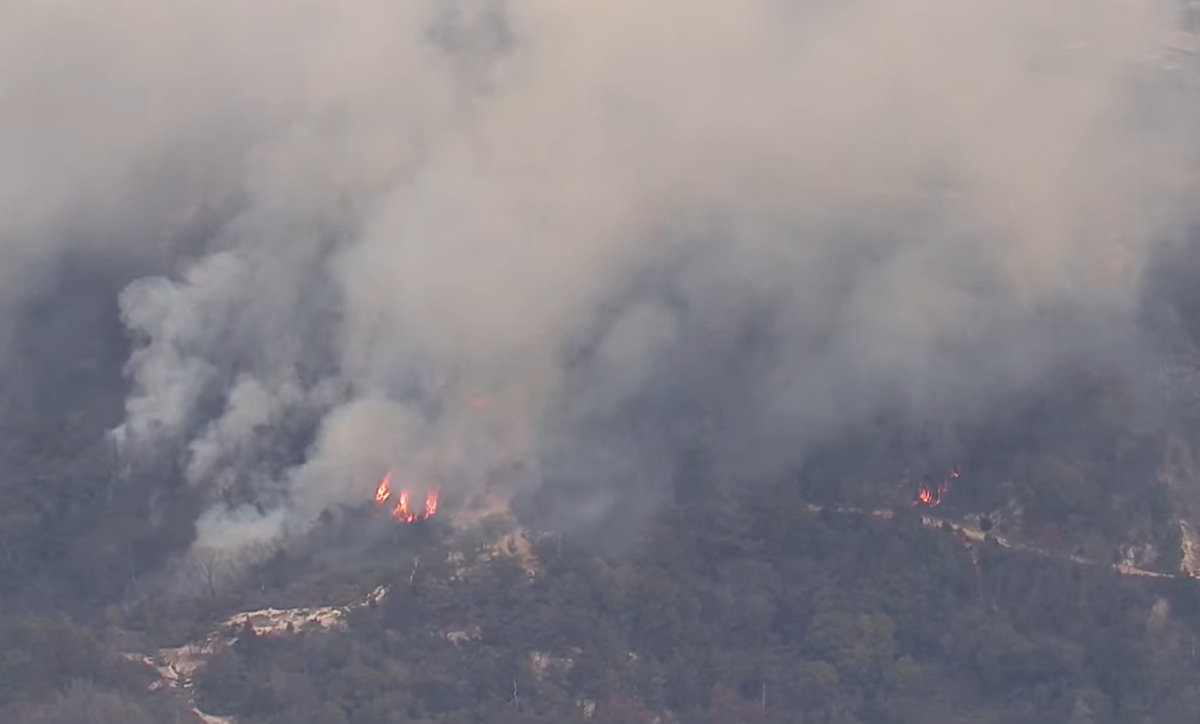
[1,10,1199,723]
[113,493,1200,724]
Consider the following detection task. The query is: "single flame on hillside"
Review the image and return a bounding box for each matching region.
[374,472,439,523]
[910,467,961,507]
[375,472,393,504]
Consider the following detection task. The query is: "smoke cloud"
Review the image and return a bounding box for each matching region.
[2,0,1196,556]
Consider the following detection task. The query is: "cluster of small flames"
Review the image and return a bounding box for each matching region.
[374,472,439,523]
[367,381,494,523]
[372,445,954,521]
[375,374,958,517]
[910,467,961,507]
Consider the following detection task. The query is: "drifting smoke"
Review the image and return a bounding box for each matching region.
[2,0,1197,564]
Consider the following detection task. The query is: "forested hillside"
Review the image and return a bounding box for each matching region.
[4,236,1200,723]
[6,351,1200,724]
[6,2,1200,724]
[183,490,1200,724]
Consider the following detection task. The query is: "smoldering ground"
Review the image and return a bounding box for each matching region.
[2,0,1199,580]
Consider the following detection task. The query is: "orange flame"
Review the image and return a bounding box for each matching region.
[394,489,414,523]
[375,472,392,504]
[910,467,960,507]
[373,471,440,523]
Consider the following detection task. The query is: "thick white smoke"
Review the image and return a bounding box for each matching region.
[2,0,1196,556]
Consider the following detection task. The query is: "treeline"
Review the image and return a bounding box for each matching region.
[191,484,1200,724]
[0,615,194,723]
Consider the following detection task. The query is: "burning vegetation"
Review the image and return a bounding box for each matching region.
[910,467,961,508]
[374,472,439,523]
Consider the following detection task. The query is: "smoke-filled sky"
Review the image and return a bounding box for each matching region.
[2,0,1197,554]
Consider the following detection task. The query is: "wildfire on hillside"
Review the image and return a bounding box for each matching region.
[374,471,440,523]
[910,467,961,507]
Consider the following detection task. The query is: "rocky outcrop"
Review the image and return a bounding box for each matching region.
[129,586,389,723]
[1181,520,1200,578]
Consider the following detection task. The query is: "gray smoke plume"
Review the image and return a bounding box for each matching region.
[2,0,1197,559]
